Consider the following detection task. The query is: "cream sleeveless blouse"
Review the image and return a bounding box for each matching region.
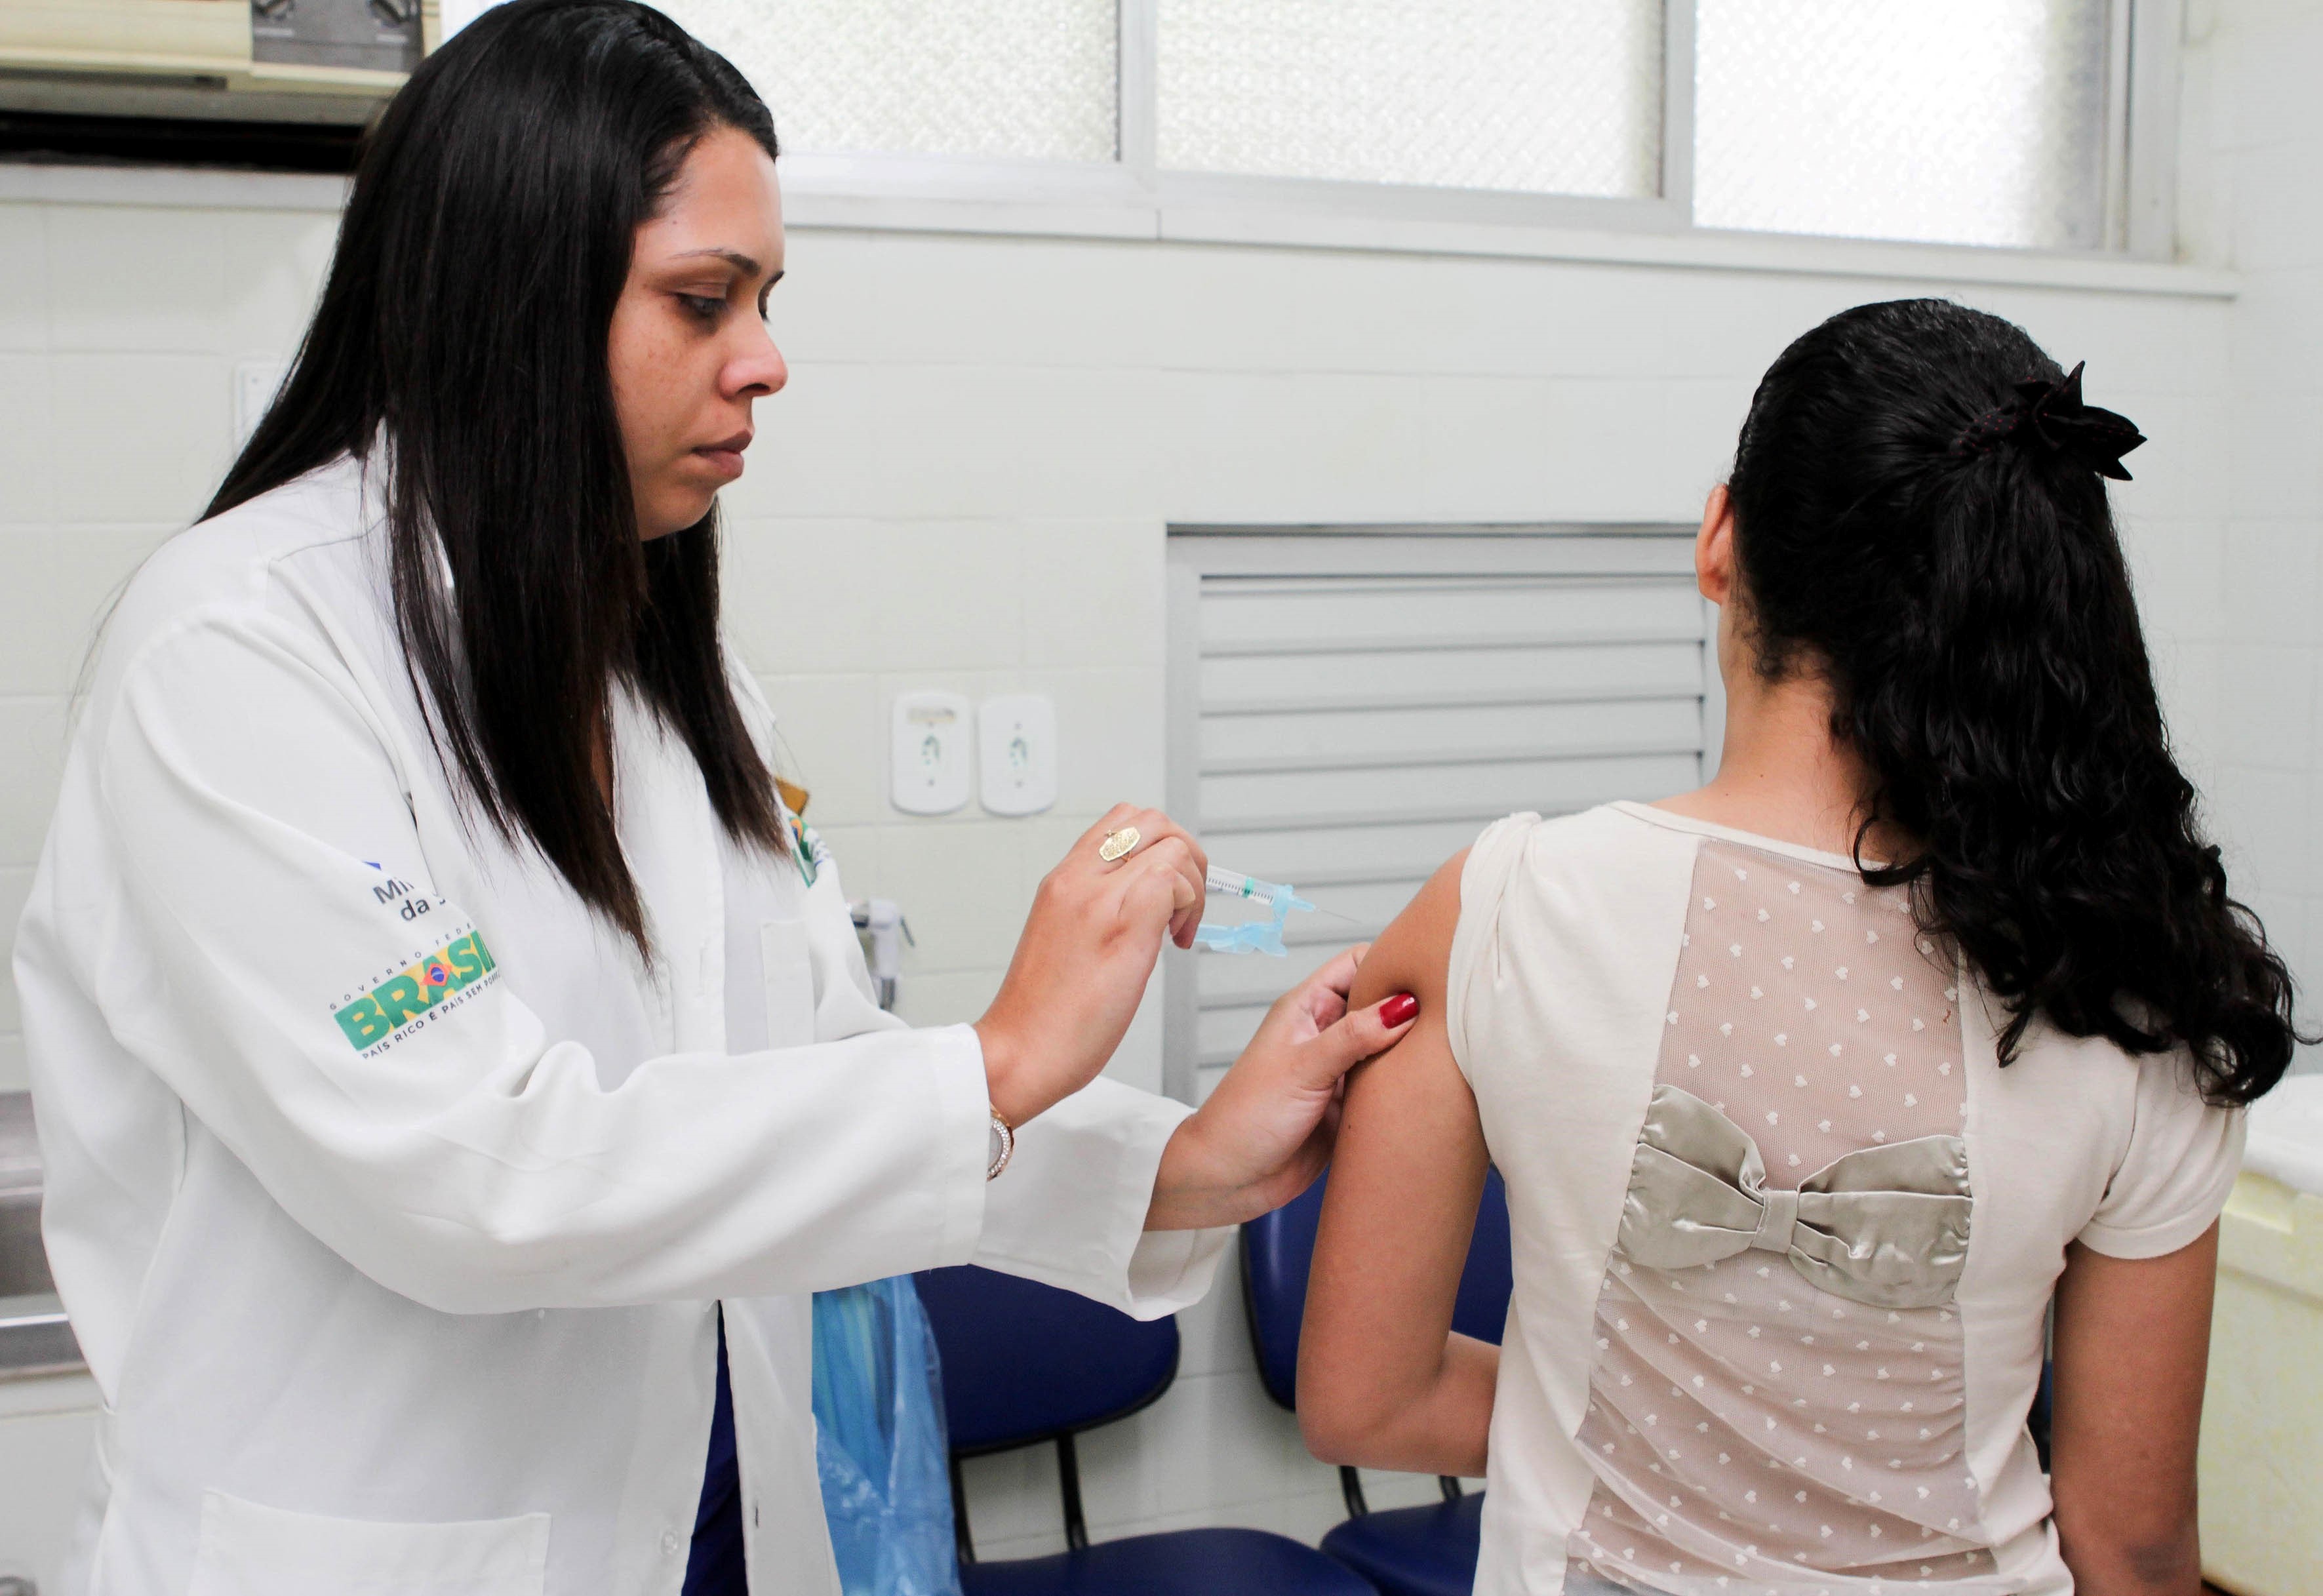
[1446,805,2242,1596]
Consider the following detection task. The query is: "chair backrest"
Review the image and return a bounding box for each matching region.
[915,1264,1180,1454]
[1241,1167,1512,1412]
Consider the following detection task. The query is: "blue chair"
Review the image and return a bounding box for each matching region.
[915,1264,1378,1596]
[1241,1168,1513,1596]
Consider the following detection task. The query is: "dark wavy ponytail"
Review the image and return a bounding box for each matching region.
[1727,298,2299,1106]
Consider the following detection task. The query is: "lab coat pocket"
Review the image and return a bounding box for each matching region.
[187,1490,550,1596]
[760,917,818,1048]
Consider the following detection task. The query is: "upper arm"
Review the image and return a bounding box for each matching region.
[2048,1224,2217,1591]
[1302,852,1488,1417]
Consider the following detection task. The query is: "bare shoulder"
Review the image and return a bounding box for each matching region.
[1350,849,1469,1015]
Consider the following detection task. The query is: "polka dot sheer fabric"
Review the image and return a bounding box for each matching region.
[1566,840,2006,1594]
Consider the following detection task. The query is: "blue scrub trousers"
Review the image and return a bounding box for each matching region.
[682,1316,745,1595]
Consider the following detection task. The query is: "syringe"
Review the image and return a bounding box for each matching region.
[1205,866,1315,916]
[1193,866,1358,955]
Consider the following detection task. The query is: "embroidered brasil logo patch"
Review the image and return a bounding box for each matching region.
[333,930,498,1051]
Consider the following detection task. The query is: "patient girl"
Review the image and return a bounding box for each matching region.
[1303,299,2294,1595]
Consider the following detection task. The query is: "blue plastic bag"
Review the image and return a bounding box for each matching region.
[811,1275,964,1596]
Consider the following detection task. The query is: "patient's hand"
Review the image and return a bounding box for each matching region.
[1142,946,1416,1231]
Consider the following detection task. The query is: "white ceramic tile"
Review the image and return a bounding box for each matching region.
[2159,639,2226,793]
[864,522,1027,672]
[2305,654,2323,771]
[875,818,1036,973]
[2225,395,2323,521]
[2234,143,2323,270]
[752,673,883,828]
[50,354,233,526]
[760,362,1169,522]
[221,208,340,359]
[2209,765,2311,898]
[2227,270,2323,397]
[2118,517,2226,646]
[1417,374,1739,524]
[1171,1239,1259,1378]
[0,696,66,867]
[2221,644,2318,770]
[48,206,225,353]
[0,1032,23,1094]
[0,354,54,526]
[2215,15,2323,156]
[1030,667,1166,815]
[2223,521,2322,645]
[780,230,1168,372]
[2299,897,2323,1009]
[3,527,176,696]
[1153,370,1429,525]
[957,1442,1063,1551]
[1628,271,1865,384]
[2183,300,2234,398]
[0,207,48,351]
[1016,519,1164,669]
[1111,1365,1306,1522]
[1997,292,2194,401]
[886,966,1003,1029]
[712,362,892,523]
[721,518,887,677]
[1146,245,1446,376]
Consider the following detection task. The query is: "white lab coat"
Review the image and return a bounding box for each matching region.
[12,456,1227,1596]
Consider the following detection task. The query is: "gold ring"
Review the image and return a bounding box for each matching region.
[1098,826,1141,863]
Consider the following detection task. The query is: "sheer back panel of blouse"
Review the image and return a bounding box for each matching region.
[1568,841,2003,1595]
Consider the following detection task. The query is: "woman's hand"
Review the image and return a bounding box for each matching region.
[1143,946,1418,1231]
[975,805,1207,1128]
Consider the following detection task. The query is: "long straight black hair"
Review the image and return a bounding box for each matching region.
[1728,299,2298,1105]
[208,0,786,954]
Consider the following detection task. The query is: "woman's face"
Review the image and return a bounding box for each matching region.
[608,126,788,540]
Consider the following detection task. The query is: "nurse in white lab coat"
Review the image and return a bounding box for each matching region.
[9,5,1418,1593]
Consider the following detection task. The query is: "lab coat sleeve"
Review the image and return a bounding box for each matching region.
[972,1078,1231,1319]
[737,675,1233,1320]
[83,606,998,1313]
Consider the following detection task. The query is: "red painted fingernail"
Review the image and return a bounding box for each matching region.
[1380,992,1419,1027]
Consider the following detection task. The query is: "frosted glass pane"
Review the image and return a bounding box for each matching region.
[1157,0,1663,198]
[660,0,1117,162]
[1694,0,2111,249]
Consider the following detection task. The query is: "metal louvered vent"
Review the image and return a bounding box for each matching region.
[1162,529,1718,1104]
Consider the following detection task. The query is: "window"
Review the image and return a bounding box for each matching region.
[660,0,1118,162]
[1156,0,1663,200]
[1692,0,2115,250]
[1162,529,1718,1105]
[651,1,2164,259]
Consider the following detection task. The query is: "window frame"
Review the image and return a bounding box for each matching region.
[772,0,2182,266]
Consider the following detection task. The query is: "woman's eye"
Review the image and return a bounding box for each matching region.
[680,294,724,323]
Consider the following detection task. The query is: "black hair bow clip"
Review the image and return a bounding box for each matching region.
[1956,362,2146,481]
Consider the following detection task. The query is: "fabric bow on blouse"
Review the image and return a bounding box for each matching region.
[1618,1085,1972,1309]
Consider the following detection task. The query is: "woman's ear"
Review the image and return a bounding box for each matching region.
[1696,485,1737,607]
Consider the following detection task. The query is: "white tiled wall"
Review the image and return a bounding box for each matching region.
[2178,0,2323,1039]
[0,127,2270,1552]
